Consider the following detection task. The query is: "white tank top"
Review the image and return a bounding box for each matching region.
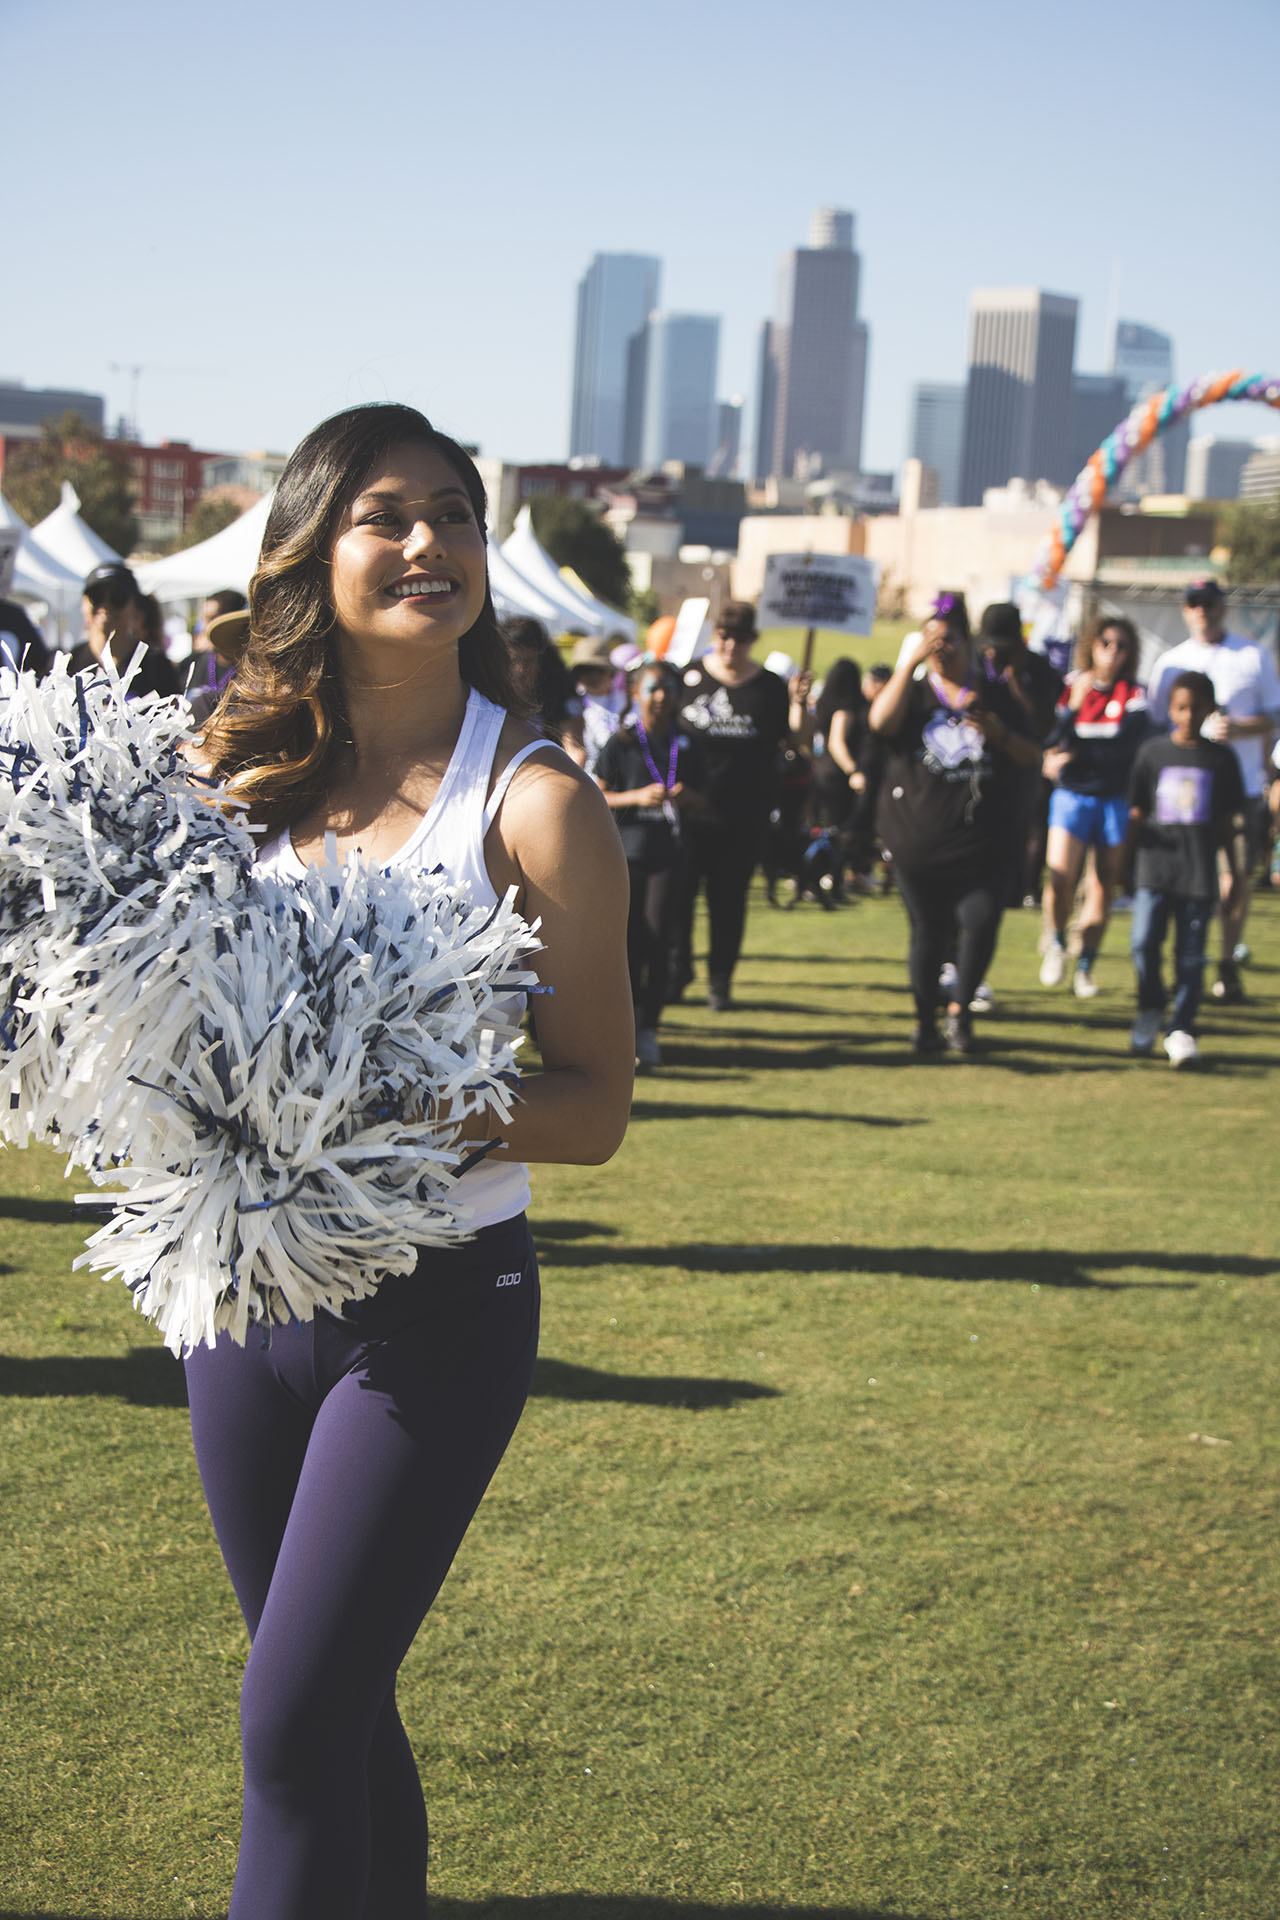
[255,687,556,1231]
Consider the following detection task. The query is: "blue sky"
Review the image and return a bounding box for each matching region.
[7,0,1279,473]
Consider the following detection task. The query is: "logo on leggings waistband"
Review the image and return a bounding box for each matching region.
[496,1270,523,1288]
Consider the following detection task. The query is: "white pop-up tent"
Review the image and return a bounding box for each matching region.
[32,481,123,579]
[135,492,274,601]
[486,538,573,626]
[1,491,86,637]
[500,507,635,641]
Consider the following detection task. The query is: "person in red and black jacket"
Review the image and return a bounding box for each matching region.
[1039,615,1149,996]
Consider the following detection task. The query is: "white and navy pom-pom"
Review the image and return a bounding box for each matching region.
[1,658,542,1351]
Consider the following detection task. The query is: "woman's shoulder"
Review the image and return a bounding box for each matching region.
[490,713,606,815]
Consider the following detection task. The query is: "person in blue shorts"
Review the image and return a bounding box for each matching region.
[1039,615,1149,997]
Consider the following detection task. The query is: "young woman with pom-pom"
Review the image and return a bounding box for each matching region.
[188,403,633,1918]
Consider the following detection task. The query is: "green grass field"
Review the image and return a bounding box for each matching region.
[1,887,1276,1920]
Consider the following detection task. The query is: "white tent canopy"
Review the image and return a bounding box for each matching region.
[1,491,86,629]
[486,538,571,626]
[500,506,635,641]
[32,480,122,580]
[135,491,274,602]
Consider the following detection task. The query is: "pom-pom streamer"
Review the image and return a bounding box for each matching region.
[1,659,542,1350]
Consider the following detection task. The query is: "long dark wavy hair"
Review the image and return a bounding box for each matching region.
[201,403,520,829]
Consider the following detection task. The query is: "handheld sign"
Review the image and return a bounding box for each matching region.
[758,552,881,670]
[665,596,712,668]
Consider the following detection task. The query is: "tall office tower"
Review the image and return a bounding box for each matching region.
[753,321,778,481]
[907,382,964,506]
[708,396,743,478]
[638,313,721,467]
[958,288,1078,505]
[1184,437,1255,500]
[1110,319,1187,495]
[754,207,869,482]
[1068,372,1130,478]
[569,252,662,464]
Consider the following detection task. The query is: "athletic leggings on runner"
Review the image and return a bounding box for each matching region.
[183,1214,540,1920]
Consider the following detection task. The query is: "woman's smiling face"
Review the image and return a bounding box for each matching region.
[329,441,487,657]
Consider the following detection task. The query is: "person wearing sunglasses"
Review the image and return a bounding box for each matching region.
[1039,616,1148,996]
[74,561,181,698]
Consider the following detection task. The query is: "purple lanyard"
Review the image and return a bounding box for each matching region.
[927,672,975,715]
[633,714,679,790]
[633,715,680,832]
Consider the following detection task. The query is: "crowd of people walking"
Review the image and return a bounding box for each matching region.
[548,578,1278,1072]
[4,556,1279,1078]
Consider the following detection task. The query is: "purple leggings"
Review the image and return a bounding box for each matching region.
[184,1215,539,1920]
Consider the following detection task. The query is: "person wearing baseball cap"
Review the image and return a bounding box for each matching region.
[1146,580,1280,1002]
[73,562,182,699]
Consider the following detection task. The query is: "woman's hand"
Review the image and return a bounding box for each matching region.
[1042,747,1073,782]
[598,781,668,809]
[907,623,943,671]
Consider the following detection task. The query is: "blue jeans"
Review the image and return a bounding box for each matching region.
[1130,888,1212,1035]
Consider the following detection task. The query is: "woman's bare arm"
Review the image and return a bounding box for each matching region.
[469,750,634,1165]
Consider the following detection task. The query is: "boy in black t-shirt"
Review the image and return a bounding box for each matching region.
[1125,671,1244,1067]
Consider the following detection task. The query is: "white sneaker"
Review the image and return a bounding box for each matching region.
[1164,1029,1199,1069]
[1130,1009,1162,1054]
[635,1028,662,1068]
[1039,943,1067,987]
[1232,942,1251,966]
[1072,967,1100,999]
[969,981,995,1014]
[938,961,959,995]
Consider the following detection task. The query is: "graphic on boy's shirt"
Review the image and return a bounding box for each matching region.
[1155,763,1212,826]
[921,710,987,779]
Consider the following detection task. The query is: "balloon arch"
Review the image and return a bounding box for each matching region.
[1037,369,1280,589]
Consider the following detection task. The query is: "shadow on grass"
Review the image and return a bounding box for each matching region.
[432,1900,928,1919]
[660,1043,865,1074]
[0,1905,928,1920]
[0,1346,774,1416]
[630,1099,926,1127]
[0,1195,86,1226]
[0,1347,186,1407]
[531,1356,780,1409]
[534,1239,1272,1291]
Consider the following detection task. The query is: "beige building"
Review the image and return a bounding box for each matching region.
[863,500,1065,620]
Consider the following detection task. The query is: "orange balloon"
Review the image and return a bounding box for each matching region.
[647,615,678,657]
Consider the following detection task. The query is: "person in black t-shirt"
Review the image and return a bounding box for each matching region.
[71,562,182,700]
[976,601,1064,908]
[869,595,1040,1053]
[595,658,705,1066]
[1124,671,1244,1067]
[669,600,795,1010]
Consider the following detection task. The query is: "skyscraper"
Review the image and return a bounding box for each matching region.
[907,382,965,507]
[708,397,743,478]
[958,288,1078,505]
[638,313,720,468]
[1110,319,1187,496]
[1068,372,1129,478]
[569,253,661,464]
[754,208,869,482]
[1185,438,1255,500]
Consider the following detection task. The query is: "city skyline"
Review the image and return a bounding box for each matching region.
[6,0,1279,482]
